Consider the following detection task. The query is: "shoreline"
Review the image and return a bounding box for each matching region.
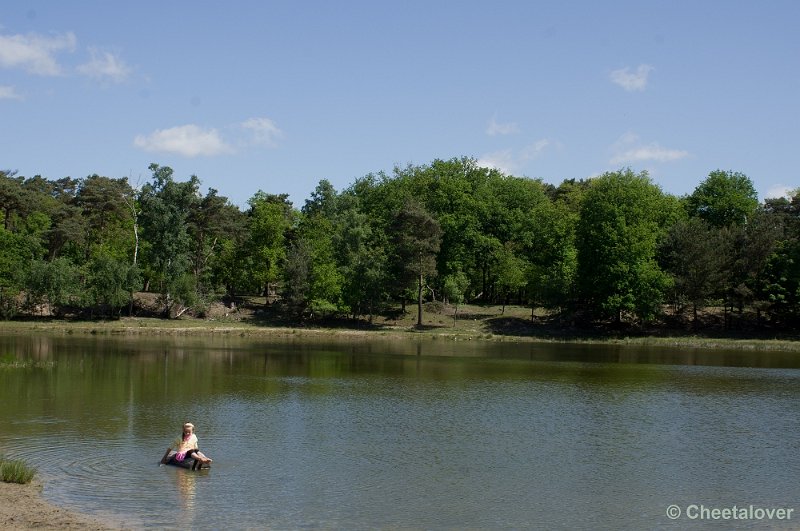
[0,317,798,352]
[0,481,118,530]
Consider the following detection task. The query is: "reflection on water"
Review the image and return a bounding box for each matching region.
[0,333,799,529]
[174,467,197,513]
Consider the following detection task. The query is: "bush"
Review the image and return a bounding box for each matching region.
[0,456,37,484]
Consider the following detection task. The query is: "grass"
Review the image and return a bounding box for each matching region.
[0,455,37,484]
[0,300,797,352]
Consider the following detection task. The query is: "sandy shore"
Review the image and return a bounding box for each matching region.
[0,481,118,530]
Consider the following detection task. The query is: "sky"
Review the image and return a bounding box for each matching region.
[1,1,798,207]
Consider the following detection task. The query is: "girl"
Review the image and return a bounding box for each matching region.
[161,422,212,465]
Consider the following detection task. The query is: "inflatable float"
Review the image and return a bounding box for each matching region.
[163,452,210,471]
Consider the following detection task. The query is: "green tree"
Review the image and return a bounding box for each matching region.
[335,195,388,321]
[0,171,27,231]
[245,191,294,304]
[687,170,759,227]
[76,175,136,261]
[282,240,311,317]
[25,257,81,316]
[391,199,442,327]
[138,164,199,317]
[86,252,142,318]
[576,170,677,323]
[660,217,730,324]
[758,191,800,324]
[494,244,528,314]
[442,270,470,325]
[526,198,578,313]
[296,213,343,316]
[187,187,245,298]
[0,228,30,318]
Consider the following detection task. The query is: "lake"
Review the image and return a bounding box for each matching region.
[1,333,799,529]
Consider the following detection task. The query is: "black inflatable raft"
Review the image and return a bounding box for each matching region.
[164,453,209,471]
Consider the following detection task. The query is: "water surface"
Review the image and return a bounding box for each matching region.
[1,334,799,529]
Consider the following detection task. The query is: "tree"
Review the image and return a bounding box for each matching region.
[442,271,470,326]
[282,240,311,317]
[295,213,343,315]
[687,170,758,227]
[391,199,442,327]
[494,244,528,314]
[187,187,244,297]
[138,164,199,317]
[303,179,338,219]
[335,195,388,321]
[723,207,784,325]
[0,171,27,231]
[758,191,800,324]
[526,199,578,313]
[76,175,137,261]
[86,252,142,318]
[245,191,294,304]
[660,218,731,325]
[576,170,677,323]
[0,228,31,318]
[25,257,81,316]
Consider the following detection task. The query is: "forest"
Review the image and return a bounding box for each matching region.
[0,158,798,333]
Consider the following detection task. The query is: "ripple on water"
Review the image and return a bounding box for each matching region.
[3,434,202,528]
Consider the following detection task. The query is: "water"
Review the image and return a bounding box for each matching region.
[1,334,799,529]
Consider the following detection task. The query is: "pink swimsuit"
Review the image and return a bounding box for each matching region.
[174,434,194,461]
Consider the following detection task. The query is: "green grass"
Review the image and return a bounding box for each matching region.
[0,302,797,352]
[0,456,37,484]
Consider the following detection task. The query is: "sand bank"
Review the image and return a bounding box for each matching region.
[0,481,118,530]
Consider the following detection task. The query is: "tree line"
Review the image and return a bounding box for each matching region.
[0,158,798,330]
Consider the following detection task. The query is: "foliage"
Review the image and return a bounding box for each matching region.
[25,257,81,316]
[0,160,797,331]
[138,164,198,316]
[576,170,675,322]
[282,240,311,317]
[390,198,442,326]
[442,270,470,325]
[295,212,343,315]
[86,253,141,317]
[660,218,731,322]
[245,191,294,301]
[687,170,759,227]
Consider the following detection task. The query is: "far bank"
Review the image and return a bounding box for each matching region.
[1,303,798,353]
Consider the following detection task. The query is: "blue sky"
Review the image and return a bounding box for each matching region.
[1,1,797,207]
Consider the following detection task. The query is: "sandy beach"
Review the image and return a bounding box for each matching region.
[0,481,117,530]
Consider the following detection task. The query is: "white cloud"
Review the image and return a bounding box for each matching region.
[77,47,131,83]
[240,117,283,147]
[478,138,552,174]
[610,145,688,165]
[0,85,22,100]
[610,64,654,92]
[610,132,687,165]
[477,149,516,174]
[765,184,794,199]
[614,131,640,146]
[486,115,520,136]
[521,139,551,159]
[134,125,233,157]
[0,31,77,75]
